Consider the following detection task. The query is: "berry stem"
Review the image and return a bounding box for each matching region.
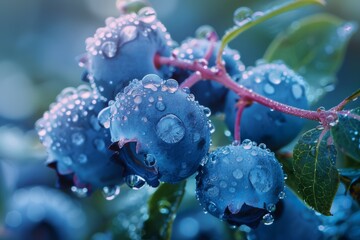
[156,55,323,121]
[180,71,203,89]
[234,99,251,142]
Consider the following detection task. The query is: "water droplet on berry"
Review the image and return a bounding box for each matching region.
[203,107,211,117]
[155,101,166,111]
[262,213,274,225]
[63,156,73,166]
[126,175,146,190]
[242,139,252,150]
[266,203,276,213]
[264,83,275,95]
[156,114,185,144]
[233,7,253,26]
[119,25,138,45]
[208,202,217,213]
[232,169,244,179]
[138,7,157,23]
[268,71,282,85]
[102,185,120,200]
[278,191,286,199]
[134,95,142,104]
[164,79,178,93]
[101,41,118,58]
[292,83,303,99]
[98,107,111,129]
[72,132,85,146]
[142,74,162,91]
[195,25,215,39]
[207,186,219,197]
[249,166,273,193]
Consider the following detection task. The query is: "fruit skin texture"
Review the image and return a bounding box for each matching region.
[84,11,173,101]
[172,37,244,113]
[99,74,211,184]
[196,142,284,228]
[225,62,309,151]
[35,85,124,190]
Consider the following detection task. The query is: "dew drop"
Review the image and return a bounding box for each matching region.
[125,175,146,190]
[266,203,276,213]
[195,25,215,39]
[164,79,178,93]
[101,41,118,58]
[232,169,244,179]
[71,186,88,198]
[72,132,85,146]
[233,7,253,26]
[242,139,252,150]
[156,114,185,144]
[158,200,171,214]
[268,71,282,85]
[263,83,275,95]
[292,84,303,99]
[63,156,73,166]
[142,74,162,91]
[102,185,120,200]
[207,186,219,197]
[119,25,138,45]
[138,7,157,24]
[278,191,286,199]
[98,107,111,129]
[208,202,217,213]
[249,166,273,193]
[155,101,166,111]
[203,107,211,117]
[262,213,274,225]
[134,95,142,104]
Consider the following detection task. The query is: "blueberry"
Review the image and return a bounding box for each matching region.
[83,9,174,101]
[172,37,244,113]
[35,85,124,192]
[251,189,323,240]
[98,74,211,184]
[225,62,309,151]
[196,141,284,228]
[4,187,87,240]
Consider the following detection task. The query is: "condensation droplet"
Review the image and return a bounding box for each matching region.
[156,114,185,144]
[125,175,146,190]
[138,7,157,24]
[102,185,121,200]
[292,84,303,99]
[264,83,275,95]
[232,169,244,179]
[101,41,118,58]
[155,101,166,111]
[233,7,253,26]
[72,132,85,146]
[262,213,274,225]
[249,166,273,193]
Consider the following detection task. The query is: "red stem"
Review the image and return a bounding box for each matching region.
[234,100,251,142]
[156,55,324,121]
[180,71,203,89]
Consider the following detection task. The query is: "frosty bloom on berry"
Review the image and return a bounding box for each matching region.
[172,35,245,113]
[196,141,284,228]
[82,8,174,101]
[99,74,212,184]
[35,85,124,192]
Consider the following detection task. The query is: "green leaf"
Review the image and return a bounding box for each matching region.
[331,108,360,161]
[265,14,357,104]
[293,128,339,215]
[276,152,299,193]
[218,0,325,64]
[339,168,360,204]
[142,181,186,240]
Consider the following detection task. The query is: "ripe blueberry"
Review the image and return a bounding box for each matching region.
[173,37,244,113]
[35,85,124,193]
[82,8,174,101]
[98,74,211,184]
[196,141,284,228]
[225,62,309,150]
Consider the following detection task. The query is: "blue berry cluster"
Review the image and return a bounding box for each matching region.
[35,5,311,230]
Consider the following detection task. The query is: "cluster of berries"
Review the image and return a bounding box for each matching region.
[36,6,309,228]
